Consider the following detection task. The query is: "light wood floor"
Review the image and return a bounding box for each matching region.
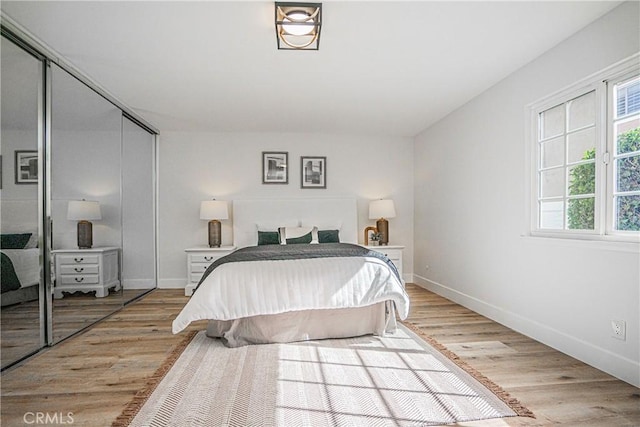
[1,289,150,368]
[1,284,638,426]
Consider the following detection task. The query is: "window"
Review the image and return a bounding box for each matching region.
[611,76,640,232]
[530,57,640,240]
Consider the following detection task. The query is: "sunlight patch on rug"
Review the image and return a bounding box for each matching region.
[114,325,532,426]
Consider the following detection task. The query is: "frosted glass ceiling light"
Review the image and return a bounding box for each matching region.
[275,2,322,50]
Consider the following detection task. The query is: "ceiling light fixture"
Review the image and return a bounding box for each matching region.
[275,2,322,50]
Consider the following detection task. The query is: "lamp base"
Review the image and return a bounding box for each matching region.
[376,218,389,245]
[77,220,93,249]
[208,220,221,248]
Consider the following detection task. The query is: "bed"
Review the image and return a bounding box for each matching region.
[1,237,40,307]
[172,198,409,347]
[1,201,41,307]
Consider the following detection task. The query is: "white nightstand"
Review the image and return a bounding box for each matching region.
[364,244,404,284]
[52,247,120,299]
[185,246,237,296]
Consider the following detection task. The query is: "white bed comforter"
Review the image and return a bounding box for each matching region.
[172,255,409,334]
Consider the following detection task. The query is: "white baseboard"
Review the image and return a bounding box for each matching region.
[158,278,186,289]
[122,279,156,290]
[412,274,640,388]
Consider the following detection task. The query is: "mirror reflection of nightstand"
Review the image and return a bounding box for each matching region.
[52,247,120,298]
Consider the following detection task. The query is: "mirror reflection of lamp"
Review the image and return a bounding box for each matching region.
[67,200,101,249]
[369,199,396,246]
[200,200,229,248]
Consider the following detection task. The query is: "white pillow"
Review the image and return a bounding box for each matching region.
[256,220,299,232]
[278,226,319,245]
[300,220,342,231]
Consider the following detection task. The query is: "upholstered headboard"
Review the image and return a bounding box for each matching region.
[232,198,358,248]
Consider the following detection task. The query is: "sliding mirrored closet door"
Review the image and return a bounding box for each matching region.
[122,117,157,300]
[49,63,124,343]
[1,26,158,367]
[0,35,45,368]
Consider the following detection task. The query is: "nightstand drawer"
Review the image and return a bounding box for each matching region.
[190,254,220,264]
[58,275,100,285]
[57,254,100,265]
[60,265,99,275]
[190,273,204,283]
[365,245,404,284]
[373,248,401,261]
[191,263,213,274]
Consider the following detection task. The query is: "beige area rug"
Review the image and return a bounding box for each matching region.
[113,324,533,426]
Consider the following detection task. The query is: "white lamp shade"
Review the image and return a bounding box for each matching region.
[369,199,396,219]
[200,200,229,220]
[67,200,102,221]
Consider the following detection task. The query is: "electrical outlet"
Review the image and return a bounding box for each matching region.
[611,320,626,340]
[424,264,430,271]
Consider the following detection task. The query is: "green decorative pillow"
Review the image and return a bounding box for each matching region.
[318,229,340,243]
[286,232,313,244]
[0,233,32,249]
[257,231,280,246]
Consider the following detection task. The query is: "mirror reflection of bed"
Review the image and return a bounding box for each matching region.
[1,200,43,368]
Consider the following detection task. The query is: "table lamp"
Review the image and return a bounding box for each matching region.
[369,199,396,246]
[200,200,229,248]
[67,200,102,249]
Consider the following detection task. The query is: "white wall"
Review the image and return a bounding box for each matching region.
[158,131,414,288]
[1,130,39,229]
[413,2,640,387]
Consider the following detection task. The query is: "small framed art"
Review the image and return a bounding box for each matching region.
[15,150,38,184]
[300,156,326,189]
[262,151,288,184]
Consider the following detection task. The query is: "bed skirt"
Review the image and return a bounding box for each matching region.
[206,302,396,347]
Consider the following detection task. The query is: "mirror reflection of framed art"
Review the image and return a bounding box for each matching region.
[15,150,38,184]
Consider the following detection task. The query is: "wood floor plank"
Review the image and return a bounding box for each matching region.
[1,284,639,426]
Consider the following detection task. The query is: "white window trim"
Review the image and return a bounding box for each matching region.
[525,53,640,244]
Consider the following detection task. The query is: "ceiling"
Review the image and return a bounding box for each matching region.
[1,1,622,137]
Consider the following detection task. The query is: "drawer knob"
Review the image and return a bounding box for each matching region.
[204,256,214,262]
[74,277,84,283]
[74,257,84,263]
[74,267,84,273]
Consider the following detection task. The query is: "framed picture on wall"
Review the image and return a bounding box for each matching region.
[300,156,326,189]
[15,150,38,184]
[262,151,288,184]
